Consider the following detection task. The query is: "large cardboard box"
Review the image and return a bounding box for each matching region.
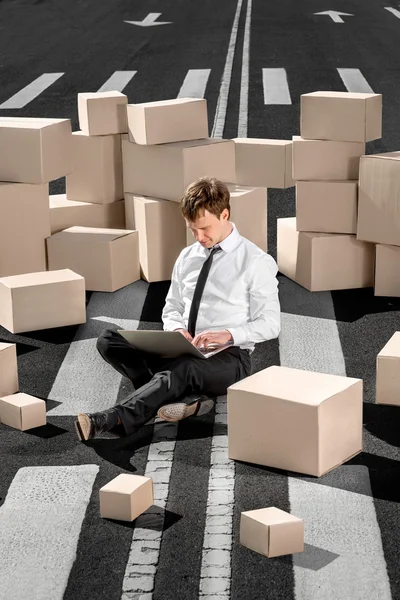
[0,269,86,334]
[300,91,382,143]
[232,138,294,188]
[122,136,235,202]
[46,226,140,292]
[50,194,125,234]
[376,332,400,406]
[357,152,400,247]
[228,365,363,477]
[0,182,51,277]
[99,474,153,521]
[185,185,268,252]
[296,180,358,234]
[0,392,46,431]
[240,508,304,558]
[125,194,186,282]
[292,136,365,181]
[78,91,128,136]
[127,98,208,145]
[66,132,123,204]
[0,117,72,183]
[277,217,375,292]
[0,343,18,398]
[374,244,400,297]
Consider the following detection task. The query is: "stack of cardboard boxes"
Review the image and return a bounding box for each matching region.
[277,91,382,292]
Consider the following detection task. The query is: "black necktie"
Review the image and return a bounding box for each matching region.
[188,246,222,338]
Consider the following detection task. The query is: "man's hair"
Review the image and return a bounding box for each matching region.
[180,177,231,221]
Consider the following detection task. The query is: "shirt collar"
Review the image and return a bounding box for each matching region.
[208,222,241,254]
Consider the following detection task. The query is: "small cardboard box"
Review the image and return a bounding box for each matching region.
[0,343,19,398]
[99,473,153,521]
[277,217,375,292]
[376,332,400,406]
[240,507,304,558]
[292,136,365,181]
[127,98,208,145]
[232,138,294,188]
[46,226,140,292]
[0,182,51,277]
[0,269,86,334]
[185,185,268,252]
[78,91,128,136]
[122,136,235,202]
[374,244,400,297]
[66,132,123,204]
[300,91,382,143]
[296,180,358,234]
[357,152,400,247]
[228,365,363,477]
[0,392,46,431]
[0,117,72,183]
[125,194,186,283]
[50,194,125,234]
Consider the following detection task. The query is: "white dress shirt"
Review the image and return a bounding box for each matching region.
[162,222,281,353]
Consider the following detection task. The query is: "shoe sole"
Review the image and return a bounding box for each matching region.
[74,413,92,441]
[157,398,214,422]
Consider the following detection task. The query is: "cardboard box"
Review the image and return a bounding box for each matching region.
[374,244,400,297]
[127,98,208,145]
[0,343,18,398]
[228,365,363,477]
[0,392,46,431]
[277,217,374,292]
[357,152,400,247]
[122,136,235,202]
[0,269,86,334]
[296,181,358,234]
[292,136,365,181]
[232,138,294,188]
[0,117,72,183]
[0,182,51,277]
[240,507,304,558]
[185,185,268,252]
[66,132,123,204]
[50,194,125,234]
[376,332,400,406]
[300,91,382,143]
[78,91,128,136]
[46,226,140,292]
[99,473,153,521]
[125,194,186,282]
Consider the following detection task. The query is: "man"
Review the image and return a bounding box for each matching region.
[75,177,281,441]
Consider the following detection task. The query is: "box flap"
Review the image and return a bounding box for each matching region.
[101,473,150,494]
[363,151,400,162]
[49,194,89,209]
[378,331,400,358]
[303,91,379,100]
[232,138,292,146]
[0,269,83,289]
[51,226,135,243]
[131,98,204,109]
[243,507,300,526]
[0,117,68,129]
[0,342,14,352]
[0,392,39,408]
[80,91,126,100]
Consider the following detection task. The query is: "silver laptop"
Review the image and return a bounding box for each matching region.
[117,330,232,360]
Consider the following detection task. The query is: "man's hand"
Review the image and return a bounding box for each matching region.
[192,329,233,348]
[174,328,193,342]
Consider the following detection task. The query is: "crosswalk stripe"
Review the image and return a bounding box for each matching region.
[97,71,137,93]
[337,68,374,93]
[262,68,292,105]
[177,69,211,98]
[238,0,252,137]
[0,72,64,109]
[0,465,99,600]
[384,6,400,19]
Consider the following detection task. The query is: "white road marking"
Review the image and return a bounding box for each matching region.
[212,0,244,137]
[0,73,64,109]
[97,71,137,93]
[178,69,211,98]
[337,68,374,93]
[0,465,99,600]
[384,7,400,19]
[262,68,292,105]
[238,0,252,137]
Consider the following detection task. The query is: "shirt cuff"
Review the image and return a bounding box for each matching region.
[225,327,245,346]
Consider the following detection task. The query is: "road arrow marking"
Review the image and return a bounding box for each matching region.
[124,13,172,27]
[314,11,354,23]
[384,7,400,19]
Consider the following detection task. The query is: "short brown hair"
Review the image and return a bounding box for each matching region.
[180,177,230,221]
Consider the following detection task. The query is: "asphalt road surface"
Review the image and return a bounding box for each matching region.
[1,0,400,599]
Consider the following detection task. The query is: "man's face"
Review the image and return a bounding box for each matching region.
[186,209,228,248]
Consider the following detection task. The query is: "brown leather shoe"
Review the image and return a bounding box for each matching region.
[157,397,215,422]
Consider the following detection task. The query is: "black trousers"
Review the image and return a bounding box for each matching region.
[96,328,252,436]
